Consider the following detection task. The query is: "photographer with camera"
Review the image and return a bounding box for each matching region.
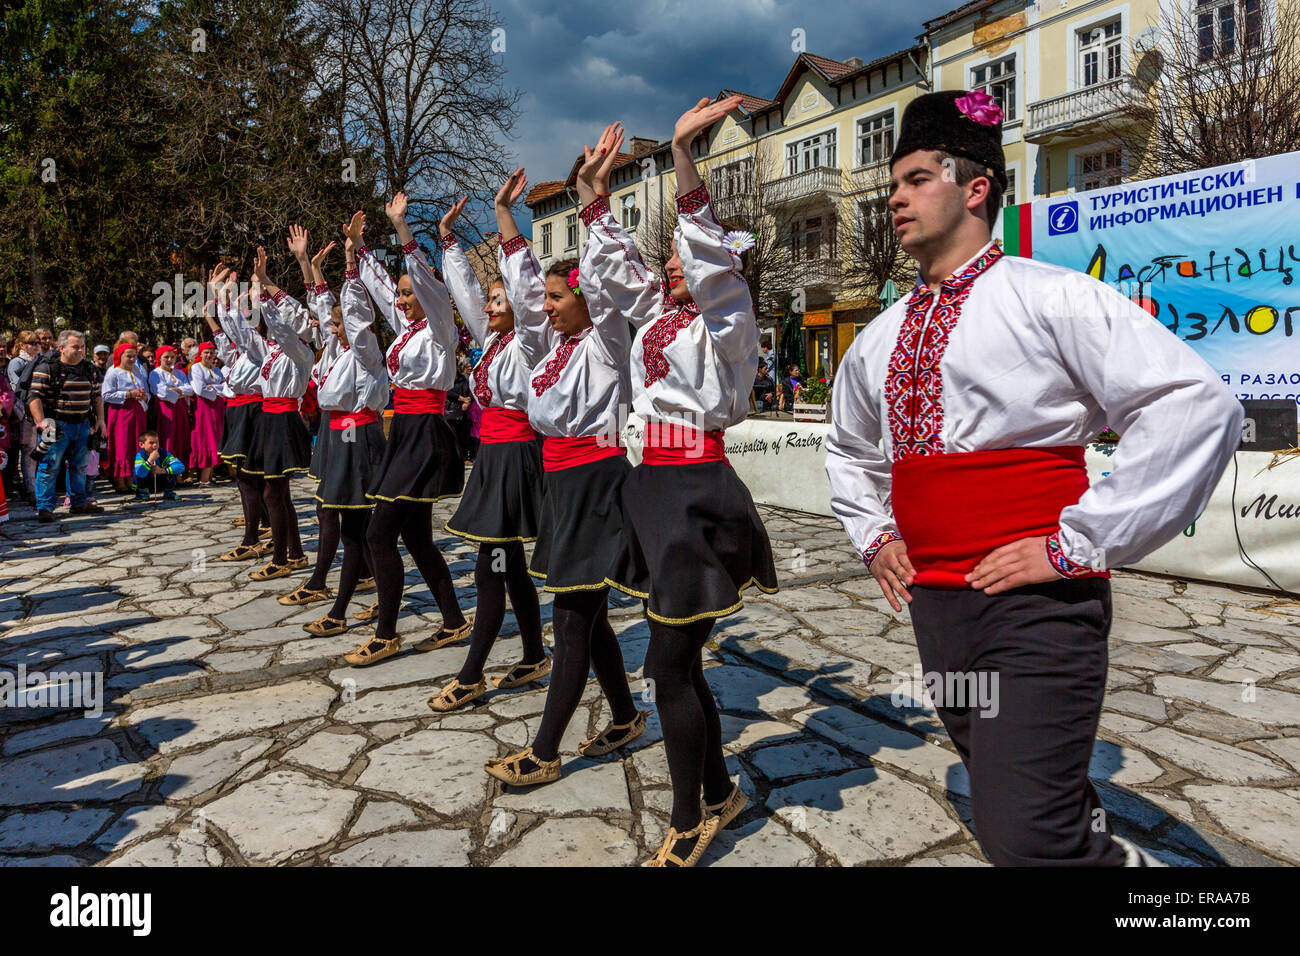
[26,329,106,523]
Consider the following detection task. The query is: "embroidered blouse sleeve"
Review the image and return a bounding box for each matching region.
[404,242,461,361]
[578,233,630,368]
[262,292,315,371]
[441,235,490,347]
[101,368,130,405]
[358,247,406,336]
[824,336,901,567]
[1046,273,1244,573]
[342,275,385,375]
[499,237,555,367]
[579,197,663,330]
[675,184,759,365]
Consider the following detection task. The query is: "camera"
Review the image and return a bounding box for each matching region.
[31,421,60,463]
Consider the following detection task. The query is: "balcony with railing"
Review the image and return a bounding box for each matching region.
[762,166,842,207]
[779,255,842,296]
[1025,76,1146,143]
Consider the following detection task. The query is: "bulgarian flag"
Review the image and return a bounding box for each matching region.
[1001,202,1032,258]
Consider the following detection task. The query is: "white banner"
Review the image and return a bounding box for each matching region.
[631,418,1300,594]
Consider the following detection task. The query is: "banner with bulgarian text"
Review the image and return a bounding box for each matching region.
[1003,151,1300,409]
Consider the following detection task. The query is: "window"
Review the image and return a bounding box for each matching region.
[1198,0,1265,62]
[565,214,577,250]
[712,157,754,199]
[791,213,837,261]
[785,130,837,175]
[620,194,638,231]
[857,111,895,167]
[1004,168,1017,206]
[1078,19,1123,86]
[1079,148,1123,190]
[971,55,1016,121]
[540,222,552,257]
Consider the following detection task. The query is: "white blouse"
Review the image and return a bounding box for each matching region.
[825,240,1244,574]
[214,305,265,398]
[101,366,149,408]
[357,243,458,392]
[150,366,193,404]
[441,234,536,412]
[315,275,389,413]
[189,362,226,401]
[500,235,629,439]
[580,186,758,433]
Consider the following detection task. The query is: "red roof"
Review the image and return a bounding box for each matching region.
[924,0,1001,32]
[525,181,565,205]
[803,53,857,80]
[722,89,776,113]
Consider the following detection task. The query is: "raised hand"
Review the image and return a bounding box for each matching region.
[252,246,270,284]
[386,191,408,223]
[577,122,625,197]
[311,241,336,271]
[342,210,366,244]
[207,263,230,294]
[439,196,469,237]
[494,169,528,209]
[287,224,309,260]
[674,95,743,146]
[344,235,356,260]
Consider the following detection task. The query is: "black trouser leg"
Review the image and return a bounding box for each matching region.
[909,579,1127,866]
[457,541,544,684]
[532,589,635,762]
[236,471,264,546]
[307,504,340,591]
[327,510,370,620]
[261,477,299,565]
[644,617,730,831]
[398,501,465,629]
[367,501,408,643]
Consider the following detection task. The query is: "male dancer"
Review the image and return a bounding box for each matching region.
[825,90,1242,866]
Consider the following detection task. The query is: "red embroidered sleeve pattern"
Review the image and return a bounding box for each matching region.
[1045,530,1096,578]
[386,319,428,376]
[884,246,1003,461]
[472,331,514,407]
[440,233,458,250]
[641,301,701,388]
[500,235,529,258]
[344,266,360,281]
[260,346,282,381]
[358,246,371,259]
[579,196,610,226]
[676,184,709,214]
[863,531,902,570]
[303,281,315,293]
[530,328,591,397]
[271,290,288,306]
[401,239,419,255]
[314,283,330,296]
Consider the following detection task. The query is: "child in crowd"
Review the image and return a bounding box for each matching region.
[133,430,184,501]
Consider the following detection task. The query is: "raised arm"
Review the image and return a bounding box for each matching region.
[343,210,405,336]
[342,238,385,375]
[389,191,459,358]
[439,197,489,346]
[494,170,555,365]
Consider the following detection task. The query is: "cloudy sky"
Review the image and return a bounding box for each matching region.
[485,0,958,234]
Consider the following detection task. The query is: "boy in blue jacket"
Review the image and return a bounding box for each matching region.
[133,430,184,501]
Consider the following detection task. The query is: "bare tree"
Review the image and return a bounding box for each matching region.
[1105,0,1300,178]
[840,174,912,308]
[311,0,523,241]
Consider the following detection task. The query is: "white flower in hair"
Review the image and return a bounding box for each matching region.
[723,230,756,255]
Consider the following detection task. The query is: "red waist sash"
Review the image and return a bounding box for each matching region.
[328,408,379,430]
[640,421,728,466]
[393,387,446,415]
[229,393,262,408]
[542,434,625,472]
[262,397,299,414]
[891,445,1107,589]
[480,407,536,444]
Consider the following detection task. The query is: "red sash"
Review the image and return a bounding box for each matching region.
[480,407,536,444]
[891,445,1108,589]
[640,421,727,466]
[542,434,625,472]
[262,397,298,414]
[328,408,379,430]
[229,393,262,408]
[393,387,446,415]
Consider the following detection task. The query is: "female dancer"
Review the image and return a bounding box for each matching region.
[188,341,225,486]
[150,345,193,479]
[426,193,548,711]
[281,233,386,629]
[340,199,471,666]
[101,343,149,495]
[585,107,779,866]
[482,162,646,788]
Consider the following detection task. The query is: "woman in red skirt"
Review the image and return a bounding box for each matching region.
[187,342,226,485]
[150,345,193,477]
[101,343,149,494]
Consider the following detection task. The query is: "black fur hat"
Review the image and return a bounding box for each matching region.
[890,90,1007,189]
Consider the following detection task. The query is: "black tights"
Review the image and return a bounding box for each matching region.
[235,471,264,547]
[531,589,636,763]
[325,510,372,620]
[262,476,304,565]
[367,499,465,642]
[306,505,373,592]
[644,617,731,831]
[457,541,544,684]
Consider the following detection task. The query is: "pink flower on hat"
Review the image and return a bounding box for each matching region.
[955,90,1004,127]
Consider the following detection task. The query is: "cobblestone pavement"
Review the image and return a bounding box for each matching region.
[1,479,1298,867]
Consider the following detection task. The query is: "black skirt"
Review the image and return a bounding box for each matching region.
[445,439,544,543]
[366,411,464,503]
[607,460,779,624]
[311,420,386,509]
[244,408,313,478]
[218,402,261,463]
[528,454,630,592]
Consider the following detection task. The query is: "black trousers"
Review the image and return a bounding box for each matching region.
[909,578,1127,867]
